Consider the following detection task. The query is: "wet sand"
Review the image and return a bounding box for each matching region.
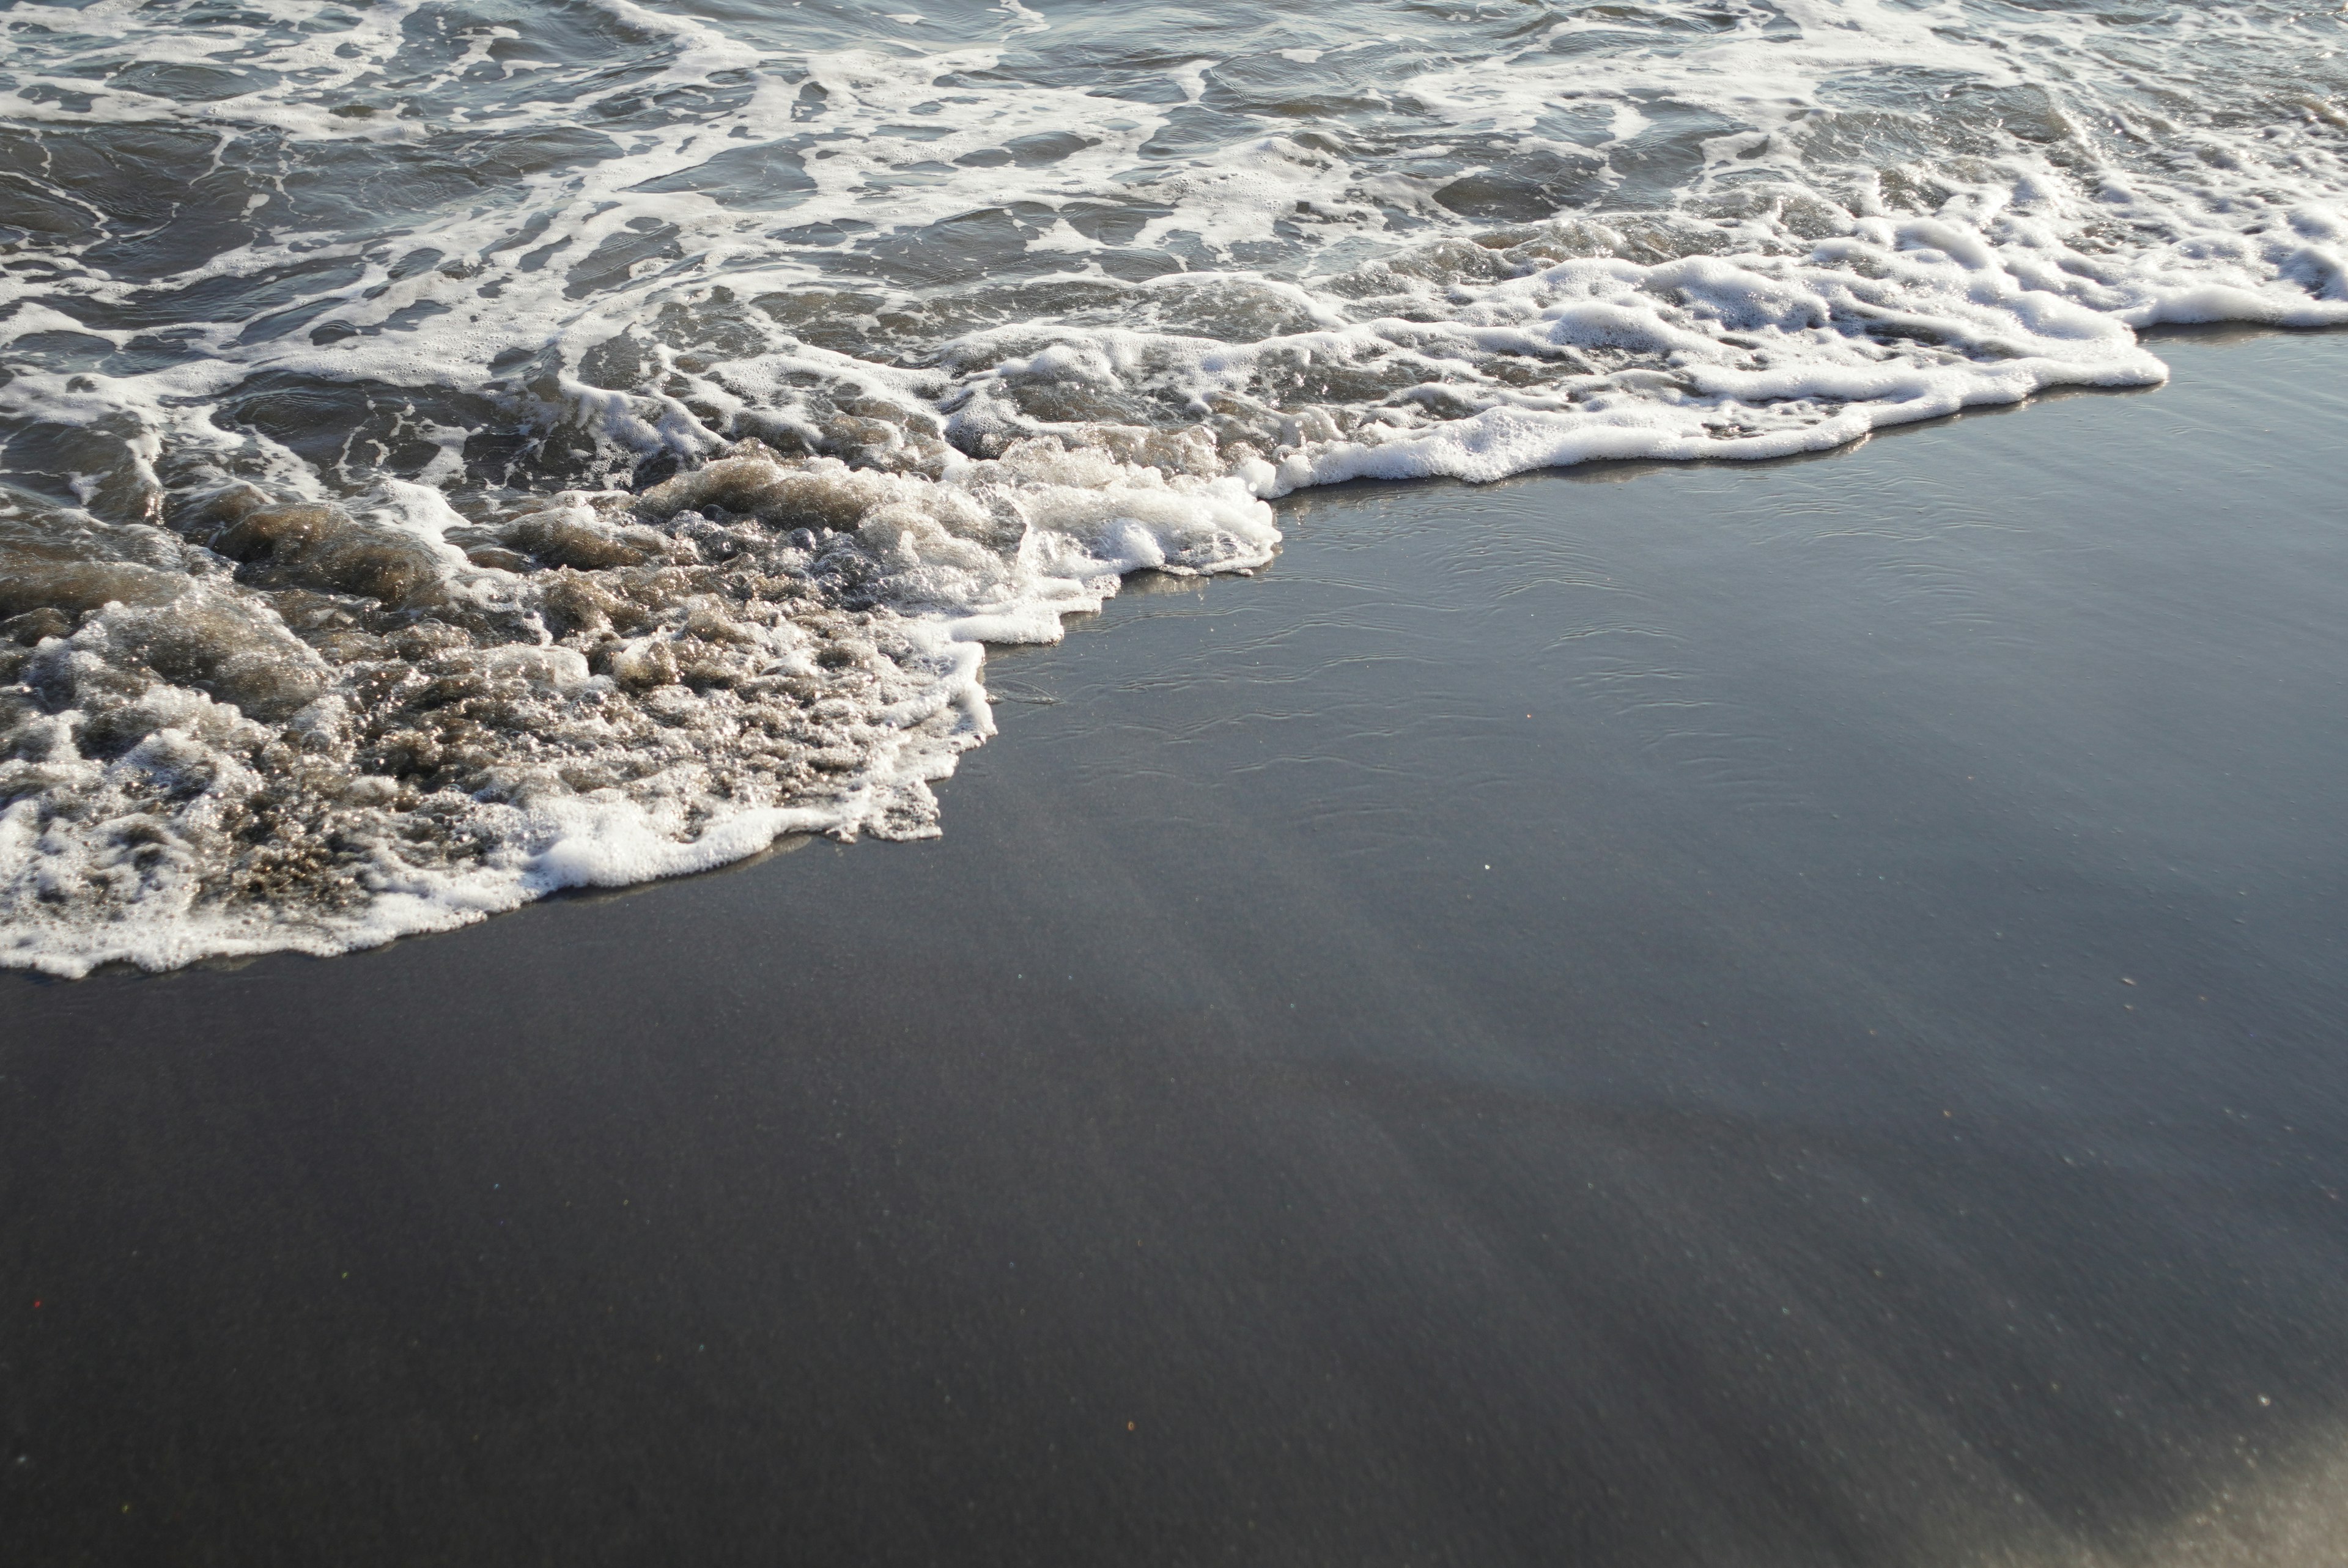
[6,333,2348,1566]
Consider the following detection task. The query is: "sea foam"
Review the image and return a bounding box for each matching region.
[2,0,2344,971]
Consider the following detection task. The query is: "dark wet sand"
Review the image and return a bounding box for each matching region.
[7,333,2348,1567]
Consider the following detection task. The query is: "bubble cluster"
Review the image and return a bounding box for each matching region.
[3,0,2346,970]
[0,441,1274,975]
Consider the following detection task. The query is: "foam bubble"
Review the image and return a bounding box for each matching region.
[2,0,2345,971]
[0,441,1272,976]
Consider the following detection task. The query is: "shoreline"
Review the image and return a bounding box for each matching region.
[12,322,2341,985]
[7,331,2348,1565]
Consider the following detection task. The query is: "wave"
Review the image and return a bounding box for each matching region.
[2,0,2344,973]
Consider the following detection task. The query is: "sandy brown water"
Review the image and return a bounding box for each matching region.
[4,332,2347,1566]
[10,0,2348,977]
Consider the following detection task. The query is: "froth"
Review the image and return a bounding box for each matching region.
[3,0,2346,970]
[0,445,1273,976]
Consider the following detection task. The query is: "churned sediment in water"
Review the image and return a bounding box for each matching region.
[2,0,2346,974]
[0,439,1273,975]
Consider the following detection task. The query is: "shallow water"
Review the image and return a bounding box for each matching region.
[7,334,2346,1564]
[4,0,2347,971]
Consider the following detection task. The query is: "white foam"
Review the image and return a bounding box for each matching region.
[3,0,2346,972]
[0,443,1274,977]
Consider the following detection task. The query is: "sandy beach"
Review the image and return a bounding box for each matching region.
[6,332,2348,1565]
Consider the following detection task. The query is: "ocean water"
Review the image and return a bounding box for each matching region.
[1,0,2344,976]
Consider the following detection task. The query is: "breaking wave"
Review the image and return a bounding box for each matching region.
[3,0,2345,973]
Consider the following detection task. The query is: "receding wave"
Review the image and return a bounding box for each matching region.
[3,0,2344,973]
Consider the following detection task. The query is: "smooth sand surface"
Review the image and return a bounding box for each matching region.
[6,333,2348,1566]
